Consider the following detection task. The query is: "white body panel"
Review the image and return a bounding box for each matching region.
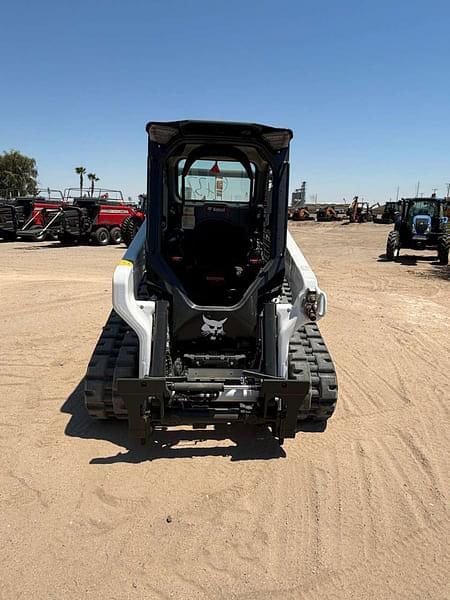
[276,230,327,378]
[112,221,155,378]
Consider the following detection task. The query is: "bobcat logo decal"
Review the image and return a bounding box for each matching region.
[201,315,227,340]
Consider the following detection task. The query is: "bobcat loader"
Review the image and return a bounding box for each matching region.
[85,121,338,445]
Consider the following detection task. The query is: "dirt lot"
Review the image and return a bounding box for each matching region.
[0,223,449,600]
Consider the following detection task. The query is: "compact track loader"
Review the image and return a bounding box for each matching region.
[85,121,338,445]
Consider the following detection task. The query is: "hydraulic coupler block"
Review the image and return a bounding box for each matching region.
[304,290,318,321]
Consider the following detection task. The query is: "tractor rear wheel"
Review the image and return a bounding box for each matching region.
[92,227,110,246]
[121,216,140,247]
[386,230,400,260]
[120,216,132,246]
[110,226,122,245]
[437,234,449,265]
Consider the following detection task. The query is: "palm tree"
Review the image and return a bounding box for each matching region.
[87,173,99,196]
[75,166,86,197]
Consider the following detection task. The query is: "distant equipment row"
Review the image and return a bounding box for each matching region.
[0,189,145,246]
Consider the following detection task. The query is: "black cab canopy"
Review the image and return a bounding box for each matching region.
[146,120,292,151]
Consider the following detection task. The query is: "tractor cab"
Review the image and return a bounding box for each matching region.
[383,201,401,223]
[136,194,147,212]
[373,201,401,224]
[347,196,372,223]
[386,197,448,264]
[402,199,443,238]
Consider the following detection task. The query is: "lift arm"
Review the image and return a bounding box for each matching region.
[112,220,155,377]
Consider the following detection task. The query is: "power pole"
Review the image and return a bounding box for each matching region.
[415,181,420,198]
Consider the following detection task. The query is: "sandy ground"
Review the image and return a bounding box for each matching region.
[0,223,449,600]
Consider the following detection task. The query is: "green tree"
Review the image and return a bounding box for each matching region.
[87,172,99,196]
[75,166,86,197]
[0,150,38,197]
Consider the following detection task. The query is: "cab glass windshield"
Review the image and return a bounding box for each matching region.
[178,159,253,203]
[409,201,438,217]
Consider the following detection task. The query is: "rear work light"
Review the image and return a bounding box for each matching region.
[261,130,292,150]
[148,124,178,144]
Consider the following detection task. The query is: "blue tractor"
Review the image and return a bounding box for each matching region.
[385,197,448,265]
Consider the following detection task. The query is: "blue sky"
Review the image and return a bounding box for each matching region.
[1,0,449,202]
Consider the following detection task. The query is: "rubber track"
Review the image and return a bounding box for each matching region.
[84,311,129,418]
[85,289,337,423]
[281,280,338,422]
[112,330,139,418]
[289,324,338,422]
